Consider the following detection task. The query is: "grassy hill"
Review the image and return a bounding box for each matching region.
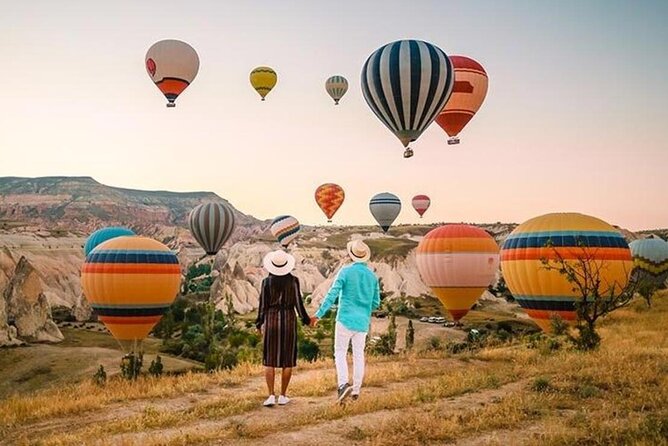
[1,293,666,445]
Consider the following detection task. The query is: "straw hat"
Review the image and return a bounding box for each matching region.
[347,240,371,263]
[262,250,296,276]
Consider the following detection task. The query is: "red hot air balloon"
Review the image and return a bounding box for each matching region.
[411,195,431,218]
[315,183,345,222]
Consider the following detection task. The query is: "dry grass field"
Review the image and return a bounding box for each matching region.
[1,292,666,446]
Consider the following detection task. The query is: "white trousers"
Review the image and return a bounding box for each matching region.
[334,322,367,394]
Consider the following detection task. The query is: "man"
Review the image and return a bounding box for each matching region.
[311,240,380,403]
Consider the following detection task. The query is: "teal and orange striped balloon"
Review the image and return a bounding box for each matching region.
[270,215,300,247]
[500,213,633,332]
[81,236,181,342]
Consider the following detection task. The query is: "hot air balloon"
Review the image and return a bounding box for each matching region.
[416,225,499,321]
[629,237,668,288]
[369,193,401,233]
[500,213,633,332]
[361,39,455,158]
[145,39,200,108]
[411,195,431,218]
[435,55,488,145]
[315,183,345,222]
[250,66,277,101]
[84,227,135,257]
[188,202,236,256]
[80,236,181,347]
[325,75,348,105]
[270,215,300,247]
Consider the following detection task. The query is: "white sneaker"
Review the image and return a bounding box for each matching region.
[263,395,276,407]
[278,395,290,405]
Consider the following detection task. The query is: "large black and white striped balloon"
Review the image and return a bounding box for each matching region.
[361,40,455,156]
[188,202,236,256]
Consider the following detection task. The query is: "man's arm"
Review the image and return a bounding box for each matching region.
[315,268,345,319]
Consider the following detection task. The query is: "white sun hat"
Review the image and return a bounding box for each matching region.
[347,240,371,263]
[262,250,296,276]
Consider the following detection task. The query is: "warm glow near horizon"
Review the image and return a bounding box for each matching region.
[1,1,667,231]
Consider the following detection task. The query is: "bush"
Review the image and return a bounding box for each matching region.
[531,377,552,393]
[427,336,443,351]
[220,350,239,370]
[149,356,164,377]
[120,353,143,380]
[93,365,107,386]
[368,334,396,356]
[298,338,320,362]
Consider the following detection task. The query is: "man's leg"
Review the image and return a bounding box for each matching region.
[334,322,353,388]
[350,330,368,395]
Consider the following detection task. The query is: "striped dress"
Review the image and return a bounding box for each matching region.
[255,274,311,368]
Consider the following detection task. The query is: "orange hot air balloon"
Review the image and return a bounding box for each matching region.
[435,55,488,145]
[145,39,200,107]
[416,225,500,321]
[315,183,345,222]
[81,236,181,346]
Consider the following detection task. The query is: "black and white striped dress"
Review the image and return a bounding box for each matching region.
[255,273,311,368]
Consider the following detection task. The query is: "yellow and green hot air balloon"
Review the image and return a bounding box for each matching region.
[81,236,181,348]
[250,66,277,101]
[500,213,633,332]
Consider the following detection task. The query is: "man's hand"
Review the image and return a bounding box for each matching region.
[310,317,319,327]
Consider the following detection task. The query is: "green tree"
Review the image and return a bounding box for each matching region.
[148,355,164,377]
[405,320,415,350]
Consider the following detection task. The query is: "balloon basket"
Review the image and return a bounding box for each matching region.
[166,103,176,108]
[447,137,460,145]
[403,148,414,158]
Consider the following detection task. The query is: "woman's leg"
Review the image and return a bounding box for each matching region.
[265,367,275,395]
[280,367,293,395]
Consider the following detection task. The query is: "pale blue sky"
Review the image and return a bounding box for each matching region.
[1,0,666,230]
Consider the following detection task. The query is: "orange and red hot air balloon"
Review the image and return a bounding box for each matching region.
[435,55,488,145]
[411,195,431,218]
[145,39,200,108]
[315,183,345,222]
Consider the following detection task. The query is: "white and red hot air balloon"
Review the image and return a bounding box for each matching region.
[411,195,431,218]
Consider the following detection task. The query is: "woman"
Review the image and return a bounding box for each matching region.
[256,250,311,407]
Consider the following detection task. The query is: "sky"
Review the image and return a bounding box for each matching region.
[1,0,667,230]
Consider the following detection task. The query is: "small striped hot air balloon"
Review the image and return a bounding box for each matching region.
[411,195,431,218]
[270,215,300,247]
[80,236,181,347]
[629,237,668,288]
[416,225,499,321]
[188,202,236,256]
[250,66,277,101]
[145,39,199,108]
[325,75,348,105]
[500,213,633,332]
[315,183,345,222]
[361,39,455,158]
[435,55,488,145]
[369,193,401,233]
[84,227,135,257]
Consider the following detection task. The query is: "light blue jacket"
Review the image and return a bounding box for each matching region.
[315,262,381,332]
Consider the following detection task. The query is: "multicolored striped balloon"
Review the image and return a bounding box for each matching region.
[270,215,300,247]
[435,55,488,144]
[84,227,135,257]
[416,225,499,321]
[81,236,181,343]
[361,39,454,157]
[629,237,668,287]
[369,193,401,233]
[325,75,348,105]
[188,202,236,256]
[411,195,431,218]
[315,183,345,222]
[145,40,199,108]
[501,213,633,332]
[250,66,277,101]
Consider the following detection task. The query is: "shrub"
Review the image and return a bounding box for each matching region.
[298,338,320,362]
[531,377,552,393]
[120,353,143,380]
[93,365,107,386]
[148,356,164,377]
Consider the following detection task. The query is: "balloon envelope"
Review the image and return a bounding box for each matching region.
[500,213,633,332]
[435,55,488,140]
[629,238,668,287]
[84,227,135,256]
[315,183,345,222]
[416,225,499,321]
[188,202,236,256]
[250,66,277,100]
[361,39,455,151]
[80,236,181,342]
[369,193,401,233]
[145,39,199,107]
[325,75,348,105]
[270,215,300,247]
[411,195,431,218]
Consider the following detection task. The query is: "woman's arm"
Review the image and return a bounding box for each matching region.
[255,278,268,330]
[294,278,311,326]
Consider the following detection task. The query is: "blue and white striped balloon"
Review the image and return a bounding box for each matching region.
[361,39,455,154]
[270,215,301,247]
[325,75,349,105]
[369,193,402,233]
